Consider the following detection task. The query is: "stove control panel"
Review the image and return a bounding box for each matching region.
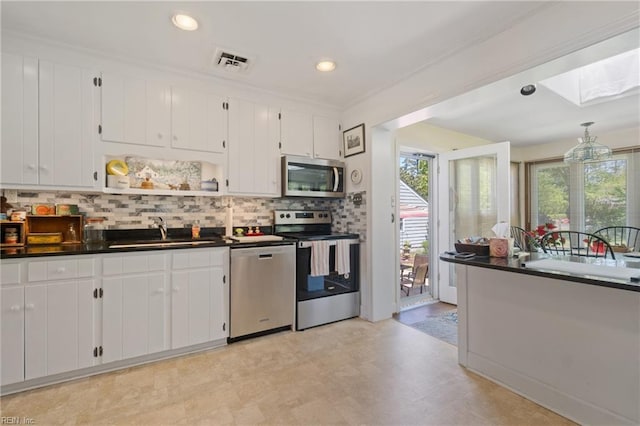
[274,210,332,225]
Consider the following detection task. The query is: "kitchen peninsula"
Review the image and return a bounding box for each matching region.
[440,253,640,426]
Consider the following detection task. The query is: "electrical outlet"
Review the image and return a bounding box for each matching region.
[4,189,17,203]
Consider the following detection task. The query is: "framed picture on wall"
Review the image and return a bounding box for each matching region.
[343,123,365,158]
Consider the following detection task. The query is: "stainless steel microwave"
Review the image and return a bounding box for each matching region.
[281,156,345,198]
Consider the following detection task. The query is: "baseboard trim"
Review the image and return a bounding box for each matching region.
[466,352,637,426]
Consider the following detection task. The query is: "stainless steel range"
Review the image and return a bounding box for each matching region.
[274,210,360,330]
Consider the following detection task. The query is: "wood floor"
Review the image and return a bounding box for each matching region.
[0,318,575,425]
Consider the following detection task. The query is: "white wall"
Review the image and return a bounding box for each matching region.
[395,122,492,153]
[340,2,639,321]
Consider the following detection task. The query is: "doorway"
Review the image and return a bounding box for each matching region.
[398,152,434,310]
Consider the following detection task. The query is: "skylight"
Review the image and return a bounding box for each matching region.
[539,48,639,107]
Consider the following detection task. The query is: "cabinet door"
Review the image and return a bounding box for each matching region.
[24,279,96,380]
[170,247,228,347]
[171,87,226,153]
[102,273,167,362]
[279,109,313,157]
[254,107,280,195]
[146,80,172,147]
[39,61,97,187]
[227,98,279,195]
[1,53,39,185]
[227,98,256,194]
[1,286,25,385]
[171,269,213,348]
[210,264,228,341]
[101,72,169,147]
[313,116,342,160]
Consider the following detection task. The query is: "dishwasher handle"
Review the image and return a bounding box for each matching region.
[258,253,273,259]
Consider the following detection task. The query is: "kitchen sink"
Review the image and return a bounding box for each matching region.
[108,237,224,249]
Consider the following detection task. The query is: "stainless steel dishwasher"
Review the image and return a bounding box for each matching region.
[229,244,296,341]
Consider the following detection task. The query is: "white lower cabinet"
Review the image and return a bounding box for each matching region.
[1,285,24,385]
[1,248,229,391]
[1,257,97,386]
[24,279,96,379]
[171,247,229,348]
[101,252,168,363]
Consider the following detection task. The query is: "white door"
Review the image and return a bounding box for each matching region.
[227,98,279,195]
[101,72,148,145]
[313,115,342,160]
[437,142,511,304]
[210,265,228,341]
[102,273,167,362]
[279,108,313,157]
[24,279,96,379]
[39,61,96,187]
[1,53,39,185]
[120,273,167,359]
[171,269,213,348]
[172,88,226,153]
[1,286,25,385]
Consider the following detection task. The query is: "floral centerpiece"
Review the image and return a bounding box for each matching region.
[531,223,565,246]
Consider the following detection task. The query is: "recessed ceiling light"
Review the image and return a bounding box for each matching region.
[520,84,536,96]
[172,13,198,31]
[316,60,336,72]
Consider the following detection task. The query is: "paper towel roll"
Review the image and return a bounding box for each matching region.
[225,206,233,237]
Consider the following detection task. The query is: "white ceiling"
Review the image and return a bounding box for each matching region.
[2,1,639,146]
[1,1,547,108]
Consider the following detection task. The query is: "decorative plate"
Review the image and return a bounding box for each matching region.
[350,168,362,184]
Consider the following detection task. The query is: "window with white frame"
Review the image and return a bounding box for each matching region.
[528,148,640,233]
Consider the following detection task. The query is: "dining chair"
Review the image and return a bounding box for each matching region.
[401,254,429,295]
[510,225,537,252]
[592,226,640,252]
[539,230,615,259]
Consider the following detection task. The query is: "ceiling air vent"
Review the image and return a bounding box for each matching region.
[213,48,251,73]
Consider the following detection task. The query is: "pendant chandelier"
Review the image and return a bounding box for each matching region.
[563,122,612,163]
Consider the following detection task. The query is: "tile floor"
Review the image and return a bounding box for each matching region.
[0,318,575,425]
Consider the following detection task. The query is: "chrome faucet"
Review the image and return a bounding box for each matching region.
[154,217,167,240]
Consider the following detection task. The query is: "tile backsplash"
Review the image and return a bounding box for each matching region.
[8,190,367,240]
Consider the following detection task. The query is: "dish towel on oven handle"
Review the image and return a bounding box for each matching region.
[336,240,351,276]
[310,240,330,277]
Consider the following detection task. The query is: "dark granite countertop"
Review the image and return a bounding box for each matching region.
[440,252,640,293]
[1,227,295,259]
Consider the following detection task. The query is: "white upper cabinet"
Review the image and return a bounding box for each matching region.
[39,61,97,187]
[171,88,226,153]
[227,98,279,196]
[100,72,170,147]
[279,109,342,161]
[1,54,96,188]
[101,72,226,154]
[313,115,342,160]
[279,109,313,158]
[1,53,38,185]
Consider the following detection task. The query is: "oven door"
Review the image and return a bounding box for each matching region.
[282,156,345,198]
[296,239,359,301]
